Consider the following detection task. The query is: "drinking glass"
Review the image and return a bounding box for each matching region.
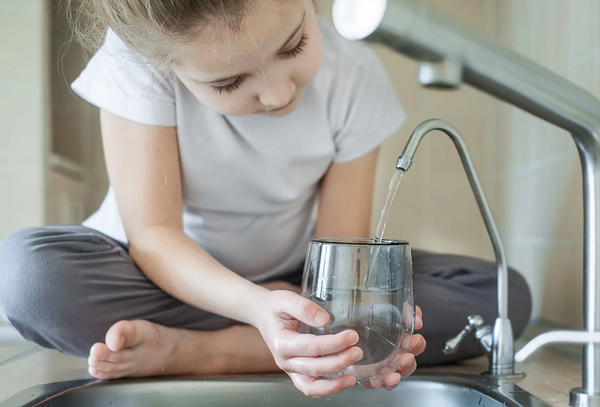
[300,238,415,382]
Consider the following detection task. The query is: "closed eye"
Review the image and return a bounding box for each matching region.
[211,34,308,94]
[280,34,308,59]
[212,76,247,95]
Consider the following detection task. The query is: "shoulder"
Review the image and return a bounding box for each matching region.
[71,28,177,126]
[95,29,175,88]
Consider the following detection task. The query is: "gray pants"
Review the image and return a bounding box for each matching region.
[0,225,532,366]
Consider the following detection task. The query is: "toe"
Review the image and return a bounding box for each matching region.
[90,342,126,363]
[89,366,112,380]
[90,343,111,360]
[106,320,139,352]
[89,358,116,372]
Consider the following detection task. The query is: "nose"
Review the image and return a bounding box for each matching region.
[259,75,296,110]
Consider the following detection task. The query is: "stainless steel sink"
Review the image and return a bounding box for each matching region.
[1,373,550,407]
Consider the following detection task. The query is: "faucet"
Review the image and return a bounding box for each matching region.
[332,1,600,405]
[396,118,518,377]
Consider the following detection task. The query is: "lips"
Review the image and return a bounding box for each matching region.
[270,97,296,112]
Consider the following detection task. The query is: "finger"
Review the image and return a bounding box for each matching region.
[408,334,426,356]
[397,353,417,377]
[285,346,363,377]
[276,329,359,358]
[402,303,415,329]
[415,306,423,330]
[279,292,330,327]
[358,378,383,389]
[288,372,356,398]
[383,372,402,390]
[402,303,423,331]
[400,331,413,350]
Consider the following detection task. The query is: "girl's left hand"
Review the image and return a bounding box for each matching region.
[259,282,426,391]
[358,305,426,390]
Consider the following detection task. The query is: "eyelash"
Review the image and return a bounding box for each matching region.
[211,34,309,95]
[281,33,308,59]
[212,76,246,95]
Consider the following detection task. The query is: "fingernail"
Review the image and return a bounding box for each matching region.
[315,312,328,325]
[352,347,363,361]
[402,356,415,368]
[348,331,359,344]
[345,378,355,388]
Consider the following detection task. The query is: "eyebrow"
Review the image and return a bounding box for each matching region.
[197,10,307,85]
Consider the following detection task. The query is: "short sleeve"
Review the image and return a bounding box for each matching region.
[71,29,176,127]
[329,45,406,163]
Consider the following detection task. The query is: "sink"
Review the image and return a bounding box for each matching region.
[1,373,550,407]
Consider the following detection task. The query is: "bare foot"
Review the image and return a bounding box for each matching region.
[88,320,277,380]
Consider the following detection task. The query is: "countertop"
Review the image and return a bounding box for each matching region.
[0,320,583,406]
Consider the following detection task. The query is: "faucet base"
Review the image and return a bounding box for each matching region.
[483,371,526,379]
[570,388,600,407]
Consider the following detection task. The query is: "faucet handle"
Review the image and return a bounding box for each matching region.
[444,315,485,355]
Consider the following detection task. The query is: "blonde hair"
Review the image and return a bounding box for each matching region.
[66,0,262,72]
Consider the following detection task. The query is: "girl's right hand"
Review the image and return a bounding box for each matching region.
[251,289,363,398]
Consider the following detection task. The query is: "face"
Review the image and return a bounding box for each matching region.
[173,0,323,117]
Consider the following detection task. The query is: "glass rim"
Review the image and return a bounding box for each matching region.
[311,238,410,246]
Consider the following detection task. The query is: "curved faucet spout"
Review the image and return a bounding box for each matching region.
[397,119,515,376]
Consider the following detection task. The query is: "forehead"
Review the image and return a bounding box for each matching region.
[177,0,306,80]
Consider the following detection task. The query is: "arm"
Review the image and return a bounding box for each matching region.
[315,149,379,239]
[100,109,265,324]
[100,109,360,396]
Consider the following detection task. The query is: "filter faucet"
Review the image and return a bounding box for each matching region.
[333,1,600,404]
[396,119,517,377]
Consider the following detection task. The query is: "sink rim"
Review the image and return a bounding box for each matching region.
[0,372,550,407]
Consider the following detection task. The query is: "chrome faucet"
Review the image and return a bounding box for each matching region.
[396,119,518,377]
[332,0,600,405]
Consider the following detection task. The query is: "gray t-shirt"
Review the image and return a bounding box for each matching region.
[72,20,406,282]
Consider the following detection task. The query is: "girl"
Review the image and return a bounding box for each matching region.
[0,0,531,398]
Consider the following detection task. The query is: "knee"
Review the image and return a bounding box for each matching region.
[507,266,532,338]
[0,227,92,356]
[0,227,49,320]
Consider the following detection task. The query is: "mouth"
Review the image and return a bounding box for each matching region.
[269,97,296,112]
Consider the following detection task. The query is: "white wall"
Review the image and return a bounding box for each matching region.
[0,0,49,240]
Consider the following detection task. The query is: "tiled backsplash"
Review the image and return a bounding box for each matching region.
[483,0,598,328]
[321,0,595,327]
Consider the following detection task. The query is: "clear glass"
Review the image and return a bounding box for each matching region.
[300,238,415,381]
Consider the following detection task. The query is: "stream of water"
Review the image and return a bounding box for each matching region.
[363,169,406,287]
[373,169,405,242]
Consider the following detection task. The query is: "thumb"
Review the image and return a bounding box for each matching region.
[283,293,330,328]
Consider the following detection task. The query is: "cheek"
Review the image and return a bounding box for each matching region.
[295,34,324,87]
[186,85,258,116]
